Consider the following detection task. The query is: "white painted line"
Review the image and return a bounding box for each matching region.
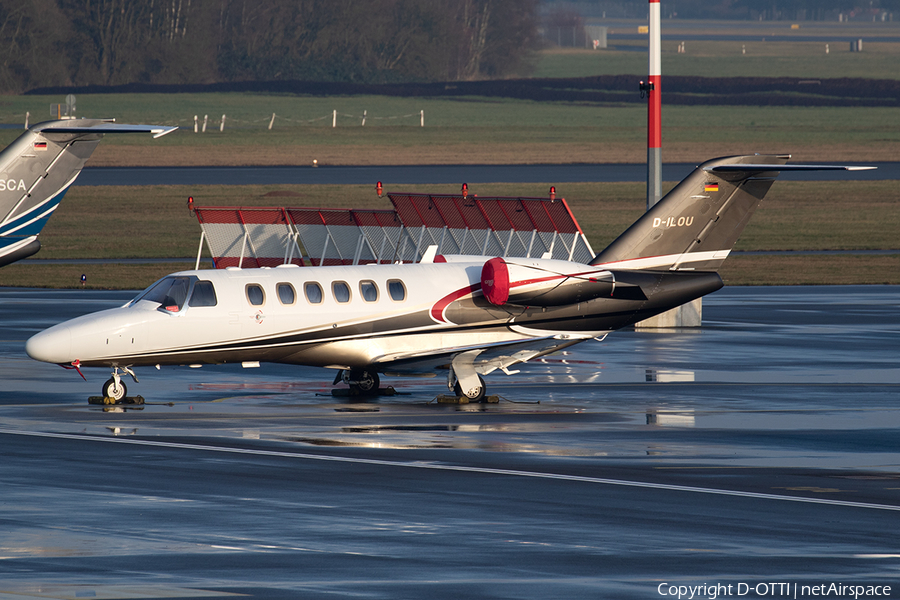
[4,428,899,513]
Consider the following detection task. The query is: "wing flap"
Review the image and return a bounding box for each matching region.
[376,332,605,376]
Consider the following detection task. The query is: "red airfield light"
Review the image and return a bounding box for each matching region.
[376,181,383,197]
[549,186,556,201]
[461,183,468,199]
[187,196,194,214]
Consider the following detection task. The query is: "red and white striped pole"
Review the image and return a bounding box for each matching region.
[647,0,662,209]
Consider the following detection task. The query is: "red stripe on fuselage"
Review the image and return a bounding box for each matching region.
[431,283,481,323]
[429,267,608,324]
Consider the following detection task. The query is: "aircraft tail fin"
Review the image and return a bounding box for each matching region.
[589,154,873,272]
[0,118,175,267]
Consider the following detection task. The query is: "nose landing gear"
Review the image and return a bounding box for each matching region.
[102,377,127,401]
[102,366,139,401]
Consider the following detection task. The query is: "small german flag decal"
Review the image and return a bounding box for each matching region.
[704,182,719,192]
[33,142,47,151]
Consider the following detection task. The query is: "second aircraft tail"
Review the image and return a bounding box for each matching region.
[0,119,175,267]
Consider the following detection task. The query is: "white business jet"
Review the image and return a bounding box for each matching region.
[25,154,872,400]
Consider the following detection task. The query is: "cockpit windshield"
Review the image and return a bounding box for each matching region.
[130,276,193,312]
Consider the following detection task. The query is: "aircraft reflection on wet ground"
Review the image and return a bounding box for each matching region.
[1,285,899,599]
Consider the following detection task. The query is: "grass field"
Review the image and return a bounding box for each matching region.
[0,180,896,290]
[1,95,897,165]
[537,19,900,79]
[534,41,900,80]
[25,181,900,259]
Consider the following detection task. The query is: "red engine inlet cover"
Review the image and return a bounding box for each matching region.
[481,257,510,305]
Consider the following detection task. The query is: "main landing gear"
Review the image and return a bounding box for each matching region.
[102,366,139,401]
[333,369,381,397]
[453,374,486,403]
[449,350,488,402]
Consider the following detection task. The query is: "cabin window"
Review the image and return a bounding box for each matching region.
[277,283,296,305]
[188,280,217,307]
[246,284,265,306]
[360,280,378,302]
[304,282,323,304]
[332,281,351,303]
[136,276,192,312]
[387,279,406,302]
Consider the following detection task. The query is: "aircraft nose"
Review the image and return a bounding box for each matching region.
[25,326,72,364]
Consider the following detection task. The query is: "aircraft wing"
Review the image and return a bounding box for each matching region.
[376,332,605,378]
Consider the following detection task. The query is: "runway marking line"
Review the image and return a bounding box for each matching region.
[4,428,900,513]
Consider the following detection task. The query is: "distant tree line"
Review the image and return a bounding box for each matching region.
[0,0,539,94]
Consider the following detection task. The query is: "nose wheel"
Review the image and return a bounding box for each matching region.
[102,367,138,400]
[102,377,127,401]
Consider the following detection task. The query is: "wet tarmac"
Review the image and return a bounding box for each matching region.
[1,285,899,599]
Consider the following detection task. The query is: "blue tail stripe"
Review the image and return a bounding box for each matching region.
[0,188,68,237]
[0,235,33,249]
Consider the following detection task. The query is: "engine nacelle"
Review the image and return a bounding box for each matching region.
[481,257,616,307]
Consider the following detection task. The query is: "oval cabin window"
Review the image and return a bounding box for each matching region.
[304,282,323,304]
[246,284,265,306]
[333,281,351,303]
[277,283,295,305]
[360,281,378,302]
[387,279,406,302]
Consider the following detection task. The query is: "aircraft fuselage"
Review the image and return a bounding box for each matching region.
[25,258,721,373]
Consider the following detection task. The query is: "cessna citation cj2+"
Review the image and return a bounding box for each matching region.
[0,118,176,267]
[26,155,872,401]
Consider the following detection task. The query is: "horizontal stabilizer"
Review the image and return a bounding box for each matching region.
[35,122,177,139]
[707,164,876,173]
